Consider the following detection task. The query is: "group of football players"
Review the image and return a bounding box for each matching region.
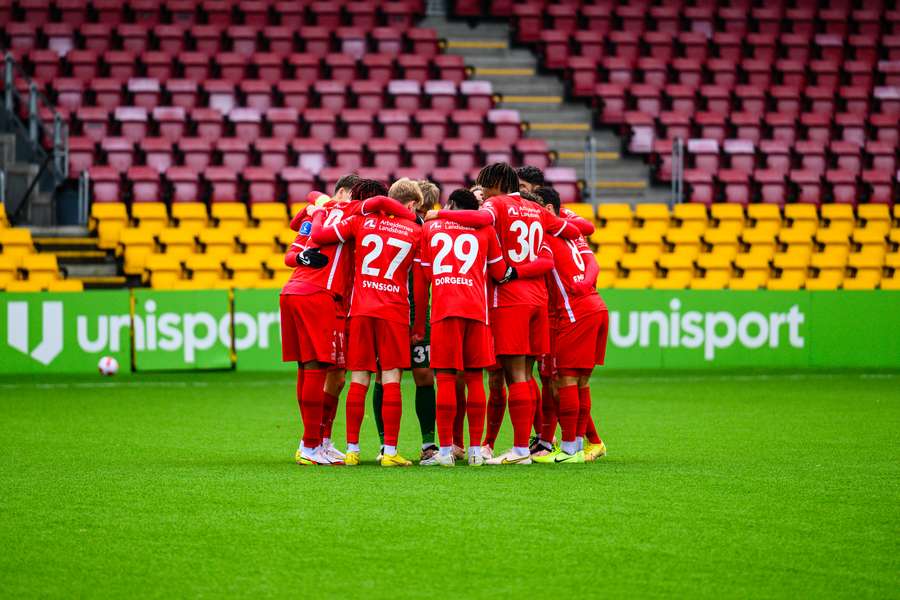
[280,162,609,467]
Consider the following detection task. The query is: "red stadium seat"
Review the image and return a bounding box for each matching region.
[204,167,239,203]
[291,139,327,175]
[866,141,898,174]
[190,108,225,142]
[165,79,199,110]
[405,138,439,171]
[128,166,162,203]
[389,80,423,111]
[408,29,439,58]
[862,170,896,204]
[342,109,376,143]
[127,78,161,110]
[826,170,859,205]
[362,54,396,85]
[625,112,654,154]
[434,55,466,84]
[790,170,823,205]
[191,26,220,55]
[443,138,478,171]
[347,2,377,28]
[244,167,277,203]
[255,138,289,171]
[180,138,213,171]
[797,141,826,176]
[28,50,61,80]
[264,27,295,56]
[216,138,251,171]
[688,139,720,174]
[544,167,579,203]
[378,110,412,143]
[104,51,137,80]
[166,166,201,203]
[431,168,466,204]
[91,79,124,110]
[459,80,494,113]
[516,139,550,170]
[228,25,259,58]
[53,78,84,111]
[287,54,322,84]
[719,170,751,205]
[118,24,150,54]
[871,114,900,146]
[89,165,122,203]
[324,54,357,83]
[76,107,110,142]
[481,139,513,165]
[141,137,174,173]
[240,80,274,111]
[314,80,348,112]
[330,138,364,171]
[397,55,429,83]
[487,110,521,144]
[831,141,863,175]
[424,80,458,114]
[275,81,308,112]
[368,138,402,170]
[337,27,367,60]
[372,27,403,56]
[685,170,714,205]
[153,25,186,54]
[761,140,791,174]
[595,84,626,125]
[68,137,96,174]
[836,113,866,146]
[304,109,338,142]
[228,108,262,142]
[754,169,787,205]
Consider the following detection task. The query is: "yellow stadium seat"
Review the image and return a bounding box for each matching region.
[257,278,286,289]
[880,270,900,290]
[251,203,289,229]
[767,268,806,290]
[816,227,853,244]
[277,229,298,249]
[698,248,737,269]
[5,279,44,292]
[747,204,781,223]
[811,246,849,269]
[21,254,60,286]
[594,228,629,245]
[857,204,889,223]
[703,224,742,244]
[143,254,183,288]
[620,253,657,270]
[691,268,730,289]
[117,228,156,275]
[89,202,127,231]
[595,246,622,270]
[733,252,770,270]
[131,202,168,233]
[669,243,701,260]
[157,228,197,258]
[672,203,707,222]
[634,203,670,223]
[852,228,888,245]
[628,243,663,262]
[821,204,854,223]
[595,270,615,288]
[666,228,703,244]
[773,246,812,269]
[710,203,744,223]
[658,252,695,270]
[806,268,844,290]
[730,268,769,290]
[564,203,594,220]
[889,229,900,245]
[784,204,818,223]
[186,255,223,287]
[742,222,780,244]
[288,202,309,222]
[197,229,236,256]
[652,268,693,289]
[885,252,900,268]
[171,202,209,232]
[0,228,34,260]
[613,268,654,289]
[264,253,292,274]
[779,227,815,244]
[848,248,885,270]
[211,203,248,230]
[843,269,881,290]
[238,229,278,257]
[596,203,632,223]
[0,255,18,289]
[46,279,84,292]
[632,219,668,236]
[0,203,7,227]
[226,255,264,288]
[627,228,665,244]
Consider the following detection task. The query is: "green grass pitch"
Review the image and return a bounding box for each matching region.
[1,370,897,598]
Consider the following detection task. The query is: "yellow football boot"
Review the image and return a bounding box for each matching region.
[380,453,413,467]
[584,440,607,461]
[344,451,360,466]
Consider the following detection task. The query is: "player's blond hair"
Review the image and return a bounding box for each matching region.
[388,177,424,208]
[417,180,440,211]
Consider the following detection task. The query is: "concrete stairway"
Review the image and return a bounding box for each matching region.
[421,15,672,204]
[30,226,127,289]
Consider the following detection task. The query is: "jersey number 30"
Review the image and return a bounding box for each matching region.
[509,220,543,263]
[360,234,412,279]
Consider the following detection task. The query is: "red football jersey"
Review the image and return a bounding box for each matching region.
[281,199,367,298]
[419,218,506,324]
[481,194,567,308]
[328,214,421,325]
[546,234,606,323]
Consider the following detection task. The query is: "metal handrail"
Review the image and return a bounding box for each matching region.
[671,137,684,208]
[584,135,598,206]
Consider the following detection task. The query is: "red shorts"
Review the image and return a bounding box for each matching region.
[280,292,337,364]
[555,309,609,373]
[491,304,549,357]
[430,317,495,371]
[346,316,410,372]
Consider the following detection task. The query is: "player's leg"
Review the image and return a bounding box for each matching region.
[376,319,413,467]
[320,368,345,461]
[482,367,506,455]
[580,374,607,460]
[533,370,582,464]
[464,368,487,465]
[411,365,437,459]
[528,374,543,452]
[452,374,466,460]
[536,373,558,455]
[371,372,385,454]
[344,316,379,465]
[430,368,459,467]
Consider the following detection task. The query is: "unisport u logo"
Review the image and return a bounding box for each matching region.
[6,301,64,365]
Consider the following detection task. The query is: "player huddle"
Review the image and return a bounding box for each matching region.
[280,162,609,467]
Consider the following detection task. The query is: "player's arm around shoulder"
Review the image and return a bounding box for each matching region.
[310,210,357,245]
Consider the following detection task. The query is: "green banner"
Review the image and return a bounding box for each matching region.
[0,291,131,374]
[600,290,811,368]
[132,289,232,371]
[232,288,292,372]
[807,291,900,368]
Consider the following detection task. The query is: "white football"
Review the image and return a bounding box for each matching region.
[98,356,119,376]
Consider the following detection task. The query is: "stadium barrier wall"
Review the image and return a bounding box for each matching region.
[0,290,898,374]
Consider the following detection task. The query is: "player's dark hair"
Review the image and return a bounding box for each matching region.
[535,186,561,215]
[476,162,519,194]
[448,188,479,211]
[520,191,541,203]
[516,165,545,187]
[350,178,388,200]
[334,173,361,195]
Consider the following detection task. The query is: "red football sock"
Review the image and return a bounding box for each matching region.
[482,380,506,447]
[576,385,592,439]
[557,384,579,443]
[584,390,602,444]
[453,378,466,447]
[381,382,402,447]
[435,372,457,448]
[295,368,305,416]
[540,375,558,442]
[464,370,486,448]
[345,382,367,445]
[300,369,326,449]
[320,391,339,440]
[528,377,541,436]
[507,381,532,448]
